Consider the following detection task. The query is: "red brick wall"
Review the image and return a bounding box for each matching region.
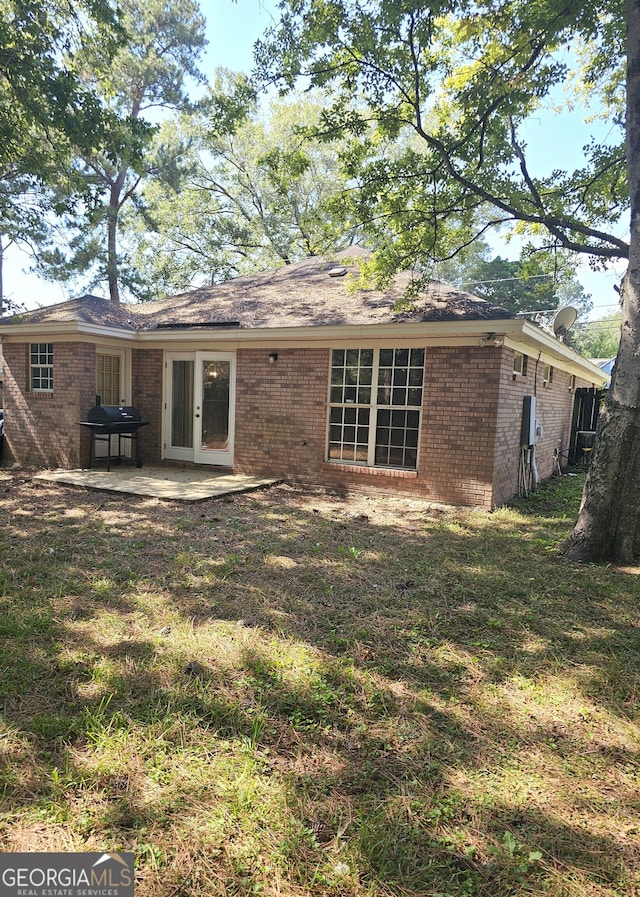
[419,346,502,507]
[492,351,526,507]
[132,348,163,463]
[533,367,576,478]
[492,350,586,507]
[1,339,593,510]
[2,343,164,469]
[233,346,504,508]
[1,341,95,467]
[234,347,330,480]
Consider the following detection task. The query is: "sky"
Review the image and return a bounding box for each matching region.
[3,0,626,321]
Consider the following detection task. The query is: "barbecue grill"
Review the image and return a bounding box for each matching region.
[79,404,149,471]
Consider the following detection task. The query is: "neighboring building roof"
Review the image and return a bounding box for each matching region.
[0,249,514,332]
[591,357,616,376]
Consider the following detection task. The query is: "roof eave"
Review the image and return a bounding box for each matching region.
[137,317,609,383]
[509,320,610,384]
[0,315,609,385]
[0,321,137,340]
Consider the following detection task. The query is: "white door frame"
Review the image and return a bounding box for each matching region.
[194,351,235,466]
[164,352,195,463]
[164,350,236,467]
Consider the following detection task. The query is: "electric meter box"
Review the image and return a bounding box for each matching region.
[521,396,536,446]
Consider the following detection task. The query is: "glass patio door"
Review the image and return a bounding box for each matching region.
[167,357,195,461]
[194,353,235,465]
[165,352,235,466]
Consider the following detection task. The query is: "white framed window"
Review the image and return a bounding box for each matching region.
[513,351,527,376]
[328,347,425,470]
[30,343,53,391]
[543,363,554,384]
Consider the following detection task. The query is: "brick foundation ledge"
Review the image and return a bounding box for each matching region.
[320,461,418,479]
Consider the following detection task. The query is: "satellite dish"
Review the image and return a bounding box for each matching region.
[553,306,578,341]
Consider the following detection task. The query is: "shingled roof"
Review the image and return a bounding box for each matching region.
[1,248,515,331]
[0,294,138,330]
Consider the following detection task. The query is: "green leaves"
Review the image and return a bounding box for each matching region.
[438,244,592,316]
[258,0,629,269]
[123,92,356,298]
[0,0,125,177]
[569,311,621,359]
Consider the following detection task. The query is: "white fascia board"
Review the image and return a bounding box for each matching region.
[137,317,524,344]
[0,316,522,344]
[0,321,138,341]
[0,314,608,385]
[139,317,607,382]
[506,321,610,384]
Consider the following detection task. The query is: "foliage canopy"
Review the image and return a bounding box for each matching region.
[0,0,146,179]
[32,0,207,303]
[256,0,627,276]
[124,84,360,298]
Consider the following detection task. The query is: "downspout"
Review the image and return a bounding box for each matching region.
[531,351,542,488]
[531,443,539,486]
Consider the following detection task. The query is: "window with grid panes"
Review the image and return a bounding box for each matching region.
[30,343,53,391]
[328,348,425,470]
[96,354,122,405]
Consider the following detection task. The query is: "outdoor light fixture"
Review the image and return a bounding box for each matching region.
[268,352,278,363]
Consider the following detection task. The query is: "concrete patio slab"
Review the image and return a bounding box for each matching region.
[33,466,281,501]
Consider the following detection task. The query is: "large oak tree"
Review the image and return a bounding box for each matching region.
[563,0,640,562]
[124,85,360,297]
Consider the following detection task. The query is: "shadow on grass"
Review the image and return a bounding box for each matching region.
[0,472,638,895]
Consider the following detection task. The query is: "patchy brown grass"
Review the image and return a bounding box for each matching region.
[0,468,639,896]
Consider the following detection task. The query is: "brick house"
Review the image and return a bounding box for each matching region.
[0,250,608,508]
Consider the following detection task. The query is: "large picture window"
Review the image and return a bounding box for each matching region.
[30,343,53,391]
[328,348,425,470]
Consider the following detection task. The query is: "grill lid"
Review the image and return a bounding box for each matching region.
[87,405,142,424]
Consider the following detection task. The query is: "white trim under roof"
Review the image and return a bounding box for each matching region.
[0,316,609,386]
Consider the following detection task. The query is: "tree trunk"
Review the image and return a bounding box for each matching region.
[107,187,120,304]
[0,236,4,316]
[561,0,640,563]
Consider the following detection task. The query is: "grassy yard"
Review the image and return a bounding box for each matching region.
[0,470,638,896]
